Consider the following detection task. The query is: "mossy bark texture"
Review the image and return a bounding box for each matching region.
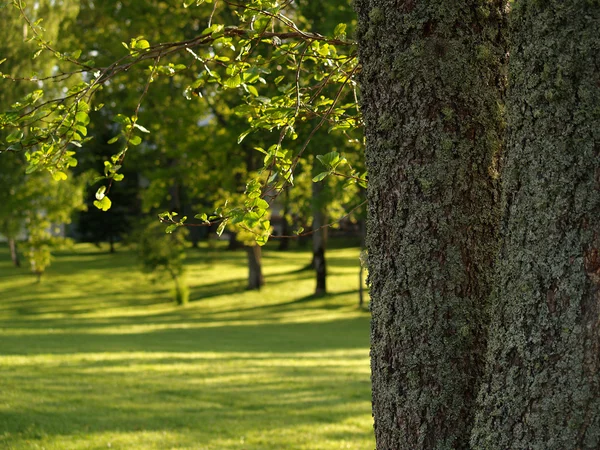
[471,2,600,449]
[354,1,506,448]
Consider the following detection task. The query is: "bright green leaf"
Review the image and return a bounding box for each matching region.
[224,74,242,89]
[52,171,68,181]
[93,196,112,211]
[165,224,178,234]
[129,135,142,146]
[312,172,329,182]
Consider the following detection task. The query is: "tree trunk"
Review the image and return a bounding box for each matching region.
[109,234,115,254]
[278,187,290,251]
[8,238,20,267]
[168,269,187,305]
[312,177,327,296]
[471,2,600,448]
[354,0,506,447]
[246,245,264,290]
[228,231,241,250]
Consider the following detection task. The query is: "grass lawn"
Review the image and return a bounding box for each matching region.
[0,241,373,449]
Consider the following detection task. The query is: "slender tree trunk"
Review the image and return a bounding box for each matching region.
[168,269,187,305]
[108,235,115,254]
[354,0,506,447]
[471,2,600,448]
[246,245,264,290]
[278,187,290,251]
[228,231,240,250]
[312,178,327,296]
[8,238,20,267]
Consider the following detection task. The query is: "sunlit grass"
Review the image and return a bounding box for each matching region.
[0,241,373,449]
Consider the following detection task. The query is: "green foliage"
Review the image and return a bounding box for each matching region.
[0,0,364,245]
[135,220,189,305]
[19,170,87,280]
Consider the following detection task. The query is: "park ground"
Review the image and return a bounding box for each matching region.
[0,240,374,449]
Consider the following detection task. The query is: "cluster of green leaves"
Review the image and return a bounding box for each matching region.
[1,0,364,245]
[20,170,87,280]
[0,0,86,279]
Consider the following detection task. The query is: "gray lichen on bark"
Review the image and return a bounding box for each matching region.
[354,0,507,448]
[471,1,600,449]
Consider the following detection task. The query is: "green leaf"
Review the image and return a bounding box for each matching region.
[107,136,119,144]
[317,151,341,170]
[93,196,112,211]
[237,129,252,144]
[113,114,131,125]
[334,23,347,38]
[194,213,209,223]
[133,123,150,133]
[129,135,142,146]
[75,111,90,125]
[165,224,178,234]
[52,171,68,181]
[224,74,242,89]
[216,220,228,237]
[244,211,261,227]
[6,130,23,143]
[254,198,269,210]
[312,172,329,182]
[246,84,259,96]
[134,39,150,50]
[95,186,106,200]
[256,234,269,246]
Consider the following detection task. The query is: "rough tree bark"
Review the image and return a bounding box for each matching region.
[471,2,600,448]
[354,0,507,447]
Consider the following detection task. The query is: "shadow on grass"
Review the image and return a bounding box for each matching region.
[0,315,369,355]
[0,242,373,449]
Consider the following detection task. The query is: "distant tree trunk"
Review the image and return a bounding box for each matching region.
[471,2,600,448]
[168,159,181,212]
[185,204,202,248]
[108,235,115,254]
[312,179,327,296]
[228,231,241,250]
[168,269,187,305]
[355,0,506,447]
[8,238,20,267]
[278,187,290,251]
[246,245,264,290]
